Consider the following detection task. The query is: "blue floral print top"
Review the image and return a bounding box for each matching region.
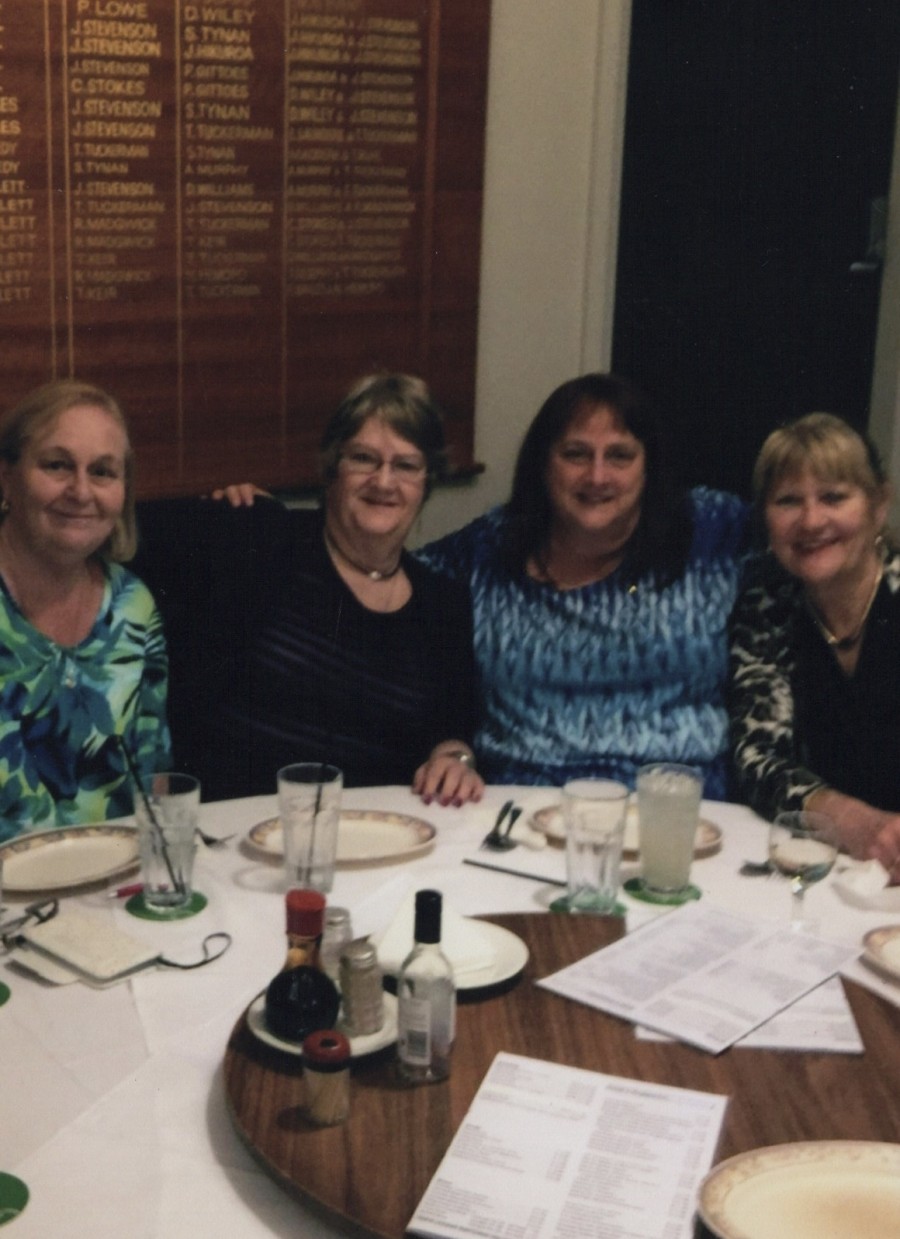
[0,563,170,839]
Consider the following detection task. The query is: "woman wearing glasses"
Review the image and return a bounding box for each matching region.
[136,374,482,805]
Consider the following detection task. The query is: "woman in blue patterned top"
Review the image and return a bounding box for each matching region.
[419,374,749,796]
[0,380,170,839]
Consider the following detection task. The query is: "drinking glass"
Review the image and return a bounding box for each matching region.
[636,763,703,898]
[768,810,839,931]
[554,779,629,915]
[135,773,200,911]
[278,763,343,893]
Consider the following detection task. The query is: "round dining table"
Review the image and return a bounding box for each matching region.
[3,784,900,1238]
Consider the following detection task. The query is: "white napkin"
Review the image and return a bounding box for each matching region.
[374,891,497,984]
[832,859,900,911]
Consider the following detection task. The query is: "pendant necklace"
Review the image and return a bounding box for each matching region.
[807,560,883,652]
[324,528,403,582]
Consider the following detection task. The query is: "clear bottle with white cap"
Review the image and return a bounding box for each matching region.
[397,889,455,1084]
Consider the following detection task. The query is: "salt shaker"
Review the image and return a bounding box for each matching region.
[320,906,352,984]
[302,1029,351,1126]
[339,939,385,1036]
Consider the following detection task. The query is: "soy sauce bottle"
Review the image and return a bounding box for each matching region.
[265,889,340,1043]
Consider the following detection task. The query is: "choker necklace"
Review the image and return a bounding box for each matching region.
[807,560,884,652]
[324,529,403,581]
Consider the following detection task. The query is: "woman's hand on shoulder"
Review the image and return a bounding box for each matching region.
[413,744,484,807]
[206,483,271,507]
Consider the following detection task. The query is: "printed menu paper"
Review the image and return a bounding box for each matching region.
[636,977,864,1053]
[407,1052,726,1239]
[538,903,859,1054]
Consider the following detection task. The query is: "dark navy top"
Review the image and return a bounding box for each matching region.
[134,499,477,800]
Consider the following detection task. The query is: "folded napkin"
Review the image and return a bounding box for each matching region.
[832,860,900,911]
[374,891,497,984]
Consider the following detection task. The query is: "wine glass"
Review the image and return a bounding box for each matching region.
[768,810,840,931]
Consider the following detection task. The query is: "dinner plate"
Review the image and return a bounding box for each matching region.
[0,825,140,893]
[697,1141,900,1239]
[380,920,530,993]
[453,921,529,992]
[862,924,900,982]
[245,990,398,1060]
[530,802,722,858]
[246,810,436,864]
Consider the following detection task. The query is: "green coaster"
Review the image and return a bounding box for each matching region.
[624,877,701,906]
[125,891,207,921]
[0,1173,28,1225]
[0,983,9,1008]
[549,896,626,917]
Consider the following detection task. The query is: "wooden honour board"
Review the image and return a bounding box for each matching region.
[0,0,490,495]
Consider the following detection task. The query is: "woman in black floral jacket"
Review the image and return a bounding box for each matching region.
[729,412,900,882]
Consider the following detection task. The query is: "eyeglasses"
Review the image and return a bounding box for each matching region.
[339,448,427,480]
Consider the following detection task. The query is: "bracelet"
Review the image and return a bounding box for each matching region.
[442,748,475,769]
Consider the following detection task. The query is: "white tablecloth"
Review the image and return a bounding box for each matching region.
[4,786,899,1238]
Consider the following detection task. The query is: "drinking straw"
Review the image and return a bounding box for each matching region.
[119,742,184,895]
[307,763,324,880]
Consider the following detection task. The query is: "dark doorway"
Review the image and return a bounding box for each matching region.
[612,1,900,497]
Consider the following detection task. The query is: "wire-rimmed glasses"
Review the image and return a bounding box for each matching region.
[339,448,426,480]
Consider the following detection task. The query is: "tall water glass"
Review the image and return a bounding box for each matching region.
[636,763,703,897]
[557,779,629,915]
[278,763,343,893]
[135,772,200,911]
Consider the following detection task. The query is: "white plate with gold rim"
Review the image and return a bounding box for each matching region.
[862,924,900,982]
[0,825,140,893]
[697,1141,900,1239]
[246,810,436,865]
[245,990,398,1060]
[529,802,722,859]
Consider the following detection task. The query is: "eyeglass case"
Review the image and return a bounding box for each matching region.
[18,909,160,985]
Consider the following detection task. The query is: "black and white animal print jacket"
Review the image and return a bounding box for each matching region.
[727,548,900,821]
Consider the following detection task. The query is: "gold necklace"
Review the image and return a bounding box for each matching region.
[807,560,884,652]
[324,528,403,581]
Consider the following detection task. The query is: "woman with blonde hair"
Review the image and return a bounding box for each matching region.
[0,379,169,838]
[729,412,900,879]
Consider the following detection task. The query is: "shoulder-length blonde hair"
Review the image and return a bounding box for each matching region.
[0,379,136,562]
[753,412,888,503]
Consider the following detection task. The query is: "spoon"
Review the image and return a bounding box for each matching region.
[740,859,773,876]
[196,827,235,848]
[481,800,514,850]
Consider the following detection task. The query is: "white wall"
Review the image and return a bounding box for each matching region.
[413,0,632,546]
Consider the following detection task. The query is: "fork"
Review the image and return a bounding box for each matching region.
[481,801,521,851]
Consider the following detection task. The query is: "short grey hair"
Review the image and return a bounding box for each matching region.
[318,373,447,499]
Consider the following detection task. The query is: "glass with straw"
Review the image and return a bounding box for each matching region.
[277,764,343,893]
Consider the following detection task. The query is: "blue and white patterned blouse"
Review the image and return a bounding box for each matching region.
[0,563,170,838]
[418,488,748,798]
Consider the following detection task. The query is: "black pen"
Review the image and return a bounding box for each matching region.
[463,858,567,887]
